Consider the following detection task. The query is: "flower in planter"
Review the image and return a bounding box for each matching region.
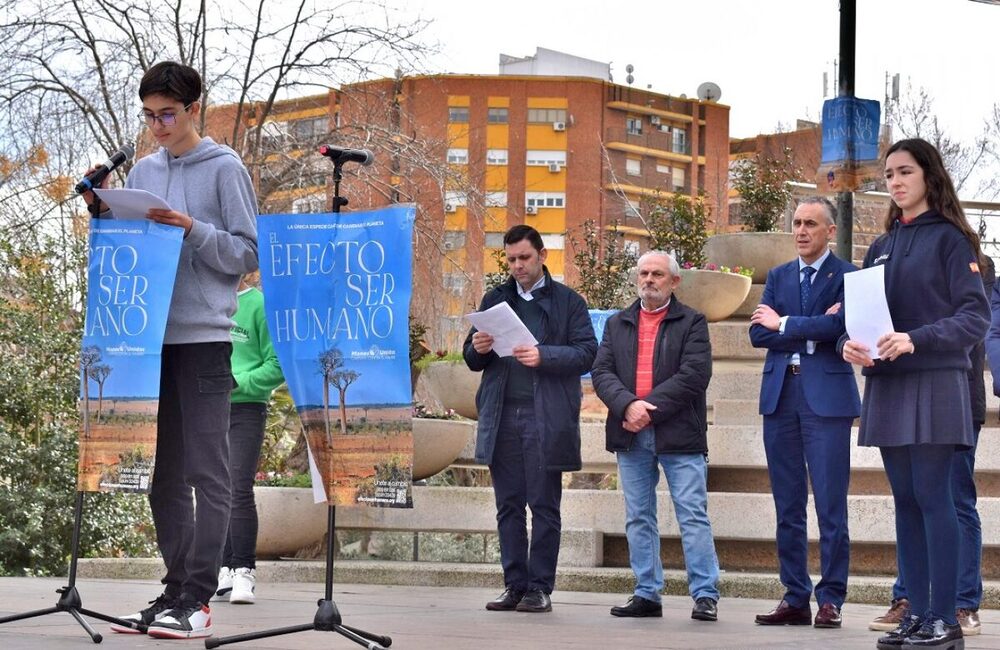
[412,401,461,420]
[681,261,754,278]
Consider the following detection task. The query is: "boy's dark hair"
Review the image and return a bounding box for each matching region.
[503,224,545,252]
[139,61,202,105]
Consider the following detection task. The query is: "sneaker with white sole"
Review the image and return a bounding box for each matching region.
[146,597,212,639]
[213,566,233,602]
[109,593,178,634]
[229,567,256,604]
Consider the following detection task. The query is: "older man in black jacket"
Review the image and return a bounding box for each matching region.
[591,250,720,622]
[463,225,597,614]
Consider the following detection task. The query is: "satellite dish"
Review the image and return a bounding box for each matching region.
[697,81,722,102]
[625,64,634,74]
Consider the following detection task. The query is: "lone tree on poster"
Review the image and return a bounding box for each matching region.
[80,346,102,435]
[331,369,361,435]
[87,364,112,423]
[318,347,344,445]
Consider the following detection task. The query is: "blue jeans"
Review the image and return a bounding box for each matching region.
[891,425,982,611]
[616,428,720,603]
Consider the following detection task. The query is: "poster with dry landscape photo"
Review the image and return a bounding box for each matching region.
[259,206,415,507]
[77,220,182,492]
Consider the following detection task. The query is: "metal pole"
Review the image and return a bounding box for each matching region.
[836,0,856,262]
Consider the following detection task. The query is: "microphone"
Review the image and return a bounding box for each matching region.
[318,144,374,166]
[75,142,136,194]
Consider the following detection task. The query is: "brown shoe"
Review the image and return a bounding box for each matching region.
[755,599,811,626]
[957,608,981,636]
[869,598,909,632]
[814,603,842,628]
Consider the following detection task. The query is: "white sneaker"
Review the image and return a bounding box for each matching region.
[229,567,256,604]
[109,593,178,634]
[146,598,212,639]
[213,566,233,602]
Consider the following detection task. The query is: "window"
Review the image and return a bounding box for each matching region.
[443,273,467,293]
[626,158,641,176]
[626,116,643,135]
[527,108,567,124]
[448,107,469,123]
[485,191,508,207]
[291,117,327,141]
[672,127,688,154]
[627,200,641,217]
[485,234,504,248]
[444,191,467,207]
[656,163,671,174]
[525,150,567,166]
[486,149,508,165]
[487,108,508,124]
[672,166,686,191]
[259,121,288,152]
[525,192,566,208]
[447,148,468,164]
[292,194,326,214]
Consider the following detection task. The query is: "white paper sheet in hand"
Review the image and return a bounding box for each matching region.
[464,301,538,357]
[93,188,172,220]
[844,265,895,360]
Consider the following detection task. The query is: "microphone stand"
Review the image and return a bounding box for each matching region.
[205,160,390,650]
[0,367,142,642]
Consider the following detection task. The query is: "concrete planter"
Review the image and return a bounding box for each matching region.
[675,269,752,322]
[412,418,476,480]
[254,486,327,559]
[422,360,481,420]
[705,232,796,283]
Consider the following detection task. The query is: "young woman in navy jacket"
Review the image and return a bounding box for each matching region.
[841,138,989,650]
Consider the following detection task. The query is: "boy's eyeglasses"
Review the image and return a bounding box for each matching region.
[138,103,193,127]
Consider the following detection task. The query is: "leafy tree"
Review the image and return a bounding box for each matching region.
[644,192,712,267]
[87,364,112,423]
[568,219,637,309]
[482,248,511,293]
[730,148,800,232]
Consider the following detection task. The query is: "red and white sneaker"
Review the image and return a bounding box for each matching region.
[146,598,212,639]
[109,593,177,634]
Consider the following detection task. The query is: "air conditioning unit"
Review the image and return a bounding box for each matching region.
[547,163,561,173]
[552,121,566,131]
[526,206,538,215]
[649,115,661,125]
[443,241,456,250]
[444,203,456,213]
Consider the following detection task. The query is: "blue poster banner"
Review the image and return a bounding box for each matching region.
[78,219,183,492]
[258,205,415,508]
[821,96,882,164]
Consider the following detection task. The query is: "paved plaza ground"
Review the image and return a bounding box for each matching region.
[1,577,998,649]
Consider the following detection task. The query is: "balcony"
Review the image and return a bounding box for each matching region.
[604,126,692,160]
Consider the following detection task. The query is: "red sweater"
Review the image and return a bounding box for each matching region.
[636,306,668,398]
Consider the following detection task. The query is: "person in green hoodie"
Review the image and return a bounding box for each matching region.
[214,273,284,605]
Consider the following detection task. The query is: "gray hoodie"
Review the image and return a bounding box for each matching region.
[122,137,259,344]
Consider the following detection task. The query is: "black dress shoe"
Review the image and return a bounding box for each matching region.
[876,613,924,649]
[515,589,552,613]
[485,588,524,611]
[691,597,718,621]
[755,599,812,625]
[610,595,662,618]
[901,617,964,649]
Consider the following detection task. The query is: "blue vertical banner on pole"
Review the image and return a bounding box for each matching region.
[77,220,183,492]
[819,96,882,191]
[258,205,415,508]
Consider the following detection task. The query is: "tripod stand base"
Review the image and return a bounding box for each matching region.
[0,584,143,644]
[204,598,391,649]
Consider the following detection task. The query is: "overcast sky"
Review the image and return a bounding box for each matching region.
[407,0,998,196]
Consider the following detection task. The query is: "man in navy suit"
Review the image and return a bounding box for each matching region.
[748,196,860,629]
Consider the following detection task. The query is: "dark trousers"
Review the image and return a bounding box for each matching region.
[150,342,234,605]
[222,402,267,570]
[488,404,563,594]
[763,372,853,609]
[881,444,959,624]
